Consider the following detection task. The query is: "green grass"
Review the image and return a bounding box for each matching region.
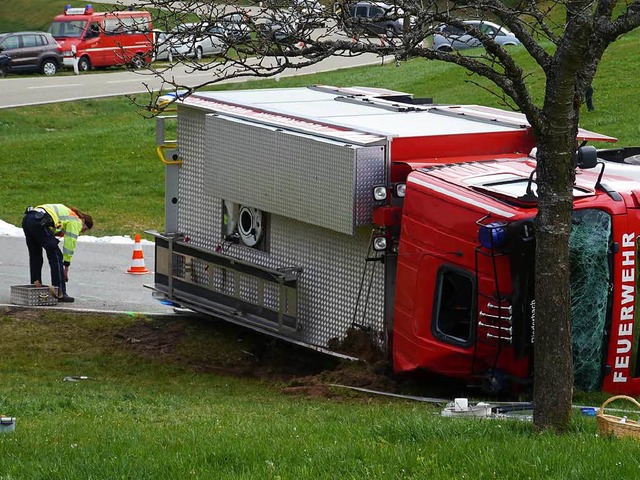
[3,3,640,475]
[1,310,640,479]
[0,99,163,236]
[2,33,639,236]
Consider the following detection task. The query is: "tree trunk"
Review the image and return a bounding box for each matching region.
[532,77,583,431]
[533,136,575,432]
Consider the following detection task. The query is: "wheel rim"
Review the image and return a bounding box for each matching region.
[196,47,203,60]
[43,61,57,75]
[79,58,90,71]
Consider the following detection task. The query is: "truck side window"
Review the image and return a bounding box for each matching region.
[433,267,474,345]
[87,23,100,38]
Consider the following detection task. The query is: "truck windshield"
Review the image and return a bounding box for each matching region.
[49,20,87,38]
[570,208,612,391]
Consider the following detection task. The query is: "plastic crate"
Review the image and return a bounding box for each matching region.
[10,284,59,306]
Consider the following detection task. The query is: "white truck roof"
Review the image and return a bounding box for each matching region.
[181,85,615,145]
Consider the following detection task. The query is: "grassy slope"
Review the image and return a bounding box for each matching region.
[1,309,639,479]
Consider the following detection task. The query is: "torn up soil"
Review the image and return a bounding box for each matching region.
[1,306,472,402]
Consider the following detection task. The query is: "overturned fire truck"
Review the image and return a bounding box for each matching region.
[151,85,640,394]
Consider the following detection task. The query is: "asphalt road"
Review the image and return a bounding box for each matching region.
[1,235,175,314]
[0,52,385,109]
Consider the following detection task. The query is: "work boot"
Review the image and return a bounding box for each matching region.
[58,294,75,303]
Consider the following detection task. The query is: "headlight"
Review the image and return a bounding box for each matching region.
[394,183,406,198]
[373,186,387,201]
[372,236,387,251]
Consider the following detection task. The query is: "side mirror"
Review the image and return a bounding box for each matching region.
[576,145,598,169]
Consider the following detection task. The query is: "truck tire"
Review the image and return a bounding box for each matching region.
[78,56,91,72]
[131,54,145,69]
[385,25,395,38]
[41,59,58,76]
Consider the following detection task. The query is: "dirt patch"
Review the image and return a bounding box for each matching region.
[2,307,469,402]
[111,316,404,399]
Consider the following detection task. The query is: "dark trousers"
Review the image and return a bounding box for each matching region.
[22,212,66,294]
[585,86,594,111]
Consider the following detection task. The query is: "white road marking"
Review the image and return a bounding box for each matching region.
[28,84,84,89]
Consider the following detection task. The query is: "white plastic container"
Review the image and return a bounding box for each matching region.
[0,417,15,433]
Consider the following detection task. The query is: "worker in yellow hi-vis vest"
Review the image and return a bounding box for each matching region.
[22,204,94,303]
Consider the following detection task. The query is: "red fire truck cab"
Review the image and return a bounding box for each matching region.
[393,148,640,394]
[151,86,640,395]
[48,4,152,71]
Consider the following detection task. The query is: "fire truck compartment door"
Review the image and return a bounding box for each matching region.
[202,114,386,236]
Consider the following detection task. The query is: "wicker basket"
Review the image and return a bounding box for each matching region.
[597,395,640,439]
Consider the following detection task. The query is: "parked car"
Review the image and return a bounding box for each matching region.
[292,0,326,28]
[0,31,62,76]
[218,12,251,42]
[432,20,521,52]
[341,1,409,38]
[152,29,171,61]
[168,22,224,60]
[258,19,299,46]
[209,13,252,46]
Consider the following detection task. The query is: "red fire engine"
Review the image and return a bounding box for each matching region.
[48,4,152,71]
[151,85,640,395]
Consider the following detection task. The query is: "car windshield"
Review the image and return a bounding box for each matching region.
[49,20,87,38]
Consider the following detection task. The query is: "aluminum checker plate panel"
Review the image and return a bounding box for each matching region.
[203,114,385,236]
[175,106,385,347]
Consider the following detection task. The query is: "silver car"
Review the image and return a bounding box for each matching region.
[432,20,521,52]
[167,22,224,60]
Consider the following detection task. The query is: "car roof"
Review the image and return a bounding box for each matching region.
[464,20,501,27]
[0,31,53,36]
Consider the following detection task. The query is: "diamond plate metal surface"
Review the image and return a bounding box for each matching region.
[174,106,386,347]
[202,115,385,236]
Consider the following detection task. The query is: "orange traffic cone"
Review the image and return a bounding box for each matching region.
[126,234,149,275]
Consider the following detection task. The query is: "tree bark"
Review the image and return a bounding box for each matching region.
[533,136,575,432]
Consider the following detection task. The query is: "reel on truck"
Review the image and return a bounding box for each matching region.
[238,206,264,247]
[223,201,265,248]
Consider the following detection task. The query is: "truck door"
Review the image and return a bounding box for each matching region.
[83,20,104,67]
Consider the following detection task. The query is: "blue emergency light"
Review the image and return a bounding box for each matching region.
[479,222,508,249]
